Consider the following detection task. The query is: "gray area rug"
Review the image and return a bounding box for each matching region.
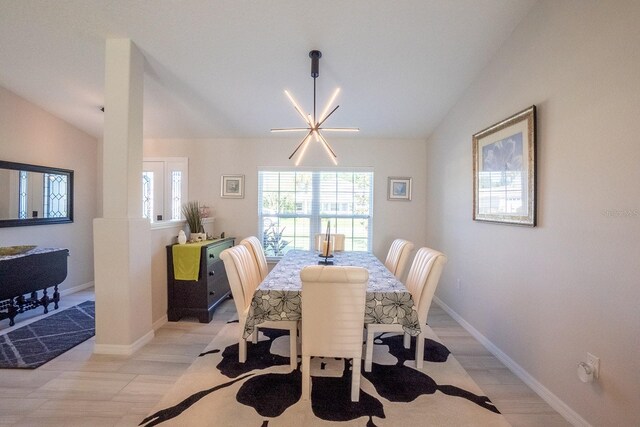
[0,300,94,369]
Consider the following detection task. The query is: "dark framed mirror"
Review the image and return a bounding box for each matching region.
[0,160,74,228]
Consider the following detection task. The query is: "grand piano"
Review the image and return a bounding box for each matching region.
[0,247,69,326]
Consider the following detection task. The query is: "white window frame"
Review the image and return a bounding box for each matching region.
[143,157,188,222]
[258,168,374,259]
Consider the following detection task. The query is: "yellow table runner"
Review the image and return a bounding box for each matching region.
[172,241,213,281]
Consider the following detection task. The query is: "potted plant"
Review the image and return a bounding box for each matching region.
[263,220,290,256]
[182,201,206,241]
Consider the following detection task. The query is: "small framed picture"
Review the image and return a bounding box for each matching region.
[387,177,412,201]
[221,175,244,198]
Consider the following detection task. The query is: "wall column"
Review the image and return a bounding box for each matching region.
[93,39,153,354]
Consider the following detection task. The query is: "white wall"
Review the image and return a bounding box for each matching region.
[145,137,428,259]
[425,1,640,425]
[0,85,98,293]
[144,137,427,325]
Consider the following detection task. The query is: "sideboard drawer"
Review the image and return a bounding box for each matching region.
[206,240,233,264]
[207,260,228,306]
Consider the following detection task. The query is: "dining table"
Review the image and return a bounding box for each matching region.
[243,249,421,339]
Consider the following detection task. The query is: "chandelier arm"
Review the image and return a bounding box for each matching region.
[293,105,313,127]
[317,105,340,128]
[318,88,341,123]
[285,91,313,126]
[320,128,360,132]
[317,131,338,158]
[288,131,313,160]
[295,137,313,166]
[271,128,310,132]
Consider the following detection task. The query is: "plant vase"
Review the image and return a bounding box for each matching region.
[191,233,207,242]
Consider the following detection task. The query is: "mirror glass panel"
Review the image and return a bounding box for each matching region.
[0,160,73,227]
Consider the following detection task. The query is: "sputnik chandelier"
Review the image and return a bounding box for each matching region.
[271,50,359,165]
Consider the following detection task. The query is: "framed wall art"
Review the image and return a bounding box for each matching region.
[473,105,536,226]
[221,175,245,198]
[387,177,412,201]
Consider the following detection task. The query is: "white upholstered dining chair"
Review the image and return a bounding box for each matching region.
[365,247,447,371]
[384,238,415,279]
[240,236,268,280]
[219,245,298,370]
[300,265,368,402]
[314,233,346,252]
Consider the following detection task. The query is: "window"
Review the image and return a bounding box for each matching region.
[43,173,69,218]
[142,172,153,219]
[17,171,68,219]
[258,170,373,257]
[18,170,28,219]
[142,158,188,222]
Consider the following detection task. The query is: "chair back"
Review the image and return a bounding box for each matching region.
[220,245,262,316]
[405,247,448,326]
[240,236,268,280]
[314,233,346,252]
[384,239,415,279]
[301,265,368,358]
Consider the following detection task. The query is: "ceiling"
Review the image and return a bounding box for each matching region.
[0,0,536,140]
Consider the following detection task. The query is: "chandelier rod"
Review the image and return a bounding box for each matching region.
[288,131,313,160]
[318,105,340,128]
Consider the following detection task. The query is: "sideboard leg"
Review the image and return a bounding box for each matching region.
[53,285,60,309]
[8,298,17,327]
[41,288,50,314]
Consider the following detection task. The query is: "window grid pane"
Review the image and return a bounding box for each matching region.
[142,172,153,219]
[171,171,182,220]
[43,173,68,218]
[18,171,28,219]
[258,170,373,256]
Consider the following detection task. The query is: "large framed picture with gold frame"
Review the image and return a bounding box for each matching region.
[473,106,536,226]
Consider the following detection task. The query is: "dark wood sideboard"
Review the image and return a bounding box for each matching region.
[0,248,69,326]
[166,238,234,323]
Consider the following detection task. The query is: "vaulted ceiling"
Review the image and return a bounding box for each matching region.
[0,0,536,140]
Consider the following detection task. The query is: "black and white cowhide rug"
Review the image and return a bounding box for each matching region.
[141,322,508,426]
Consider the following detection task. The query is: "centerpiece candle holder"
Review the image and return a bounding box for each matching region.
[318,221,334,265]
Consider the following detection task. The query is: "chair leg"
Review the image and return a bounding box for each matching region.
[239,337,247,363]
[252,327,259,344]
[302,356,311,400]
[351,358,361,402]
[415,332,424,369]
[289,326,297,370]
[403,332,411,349]
[364,327,374,372]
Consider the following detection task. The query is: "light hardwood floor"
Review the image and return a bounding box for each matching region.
[0,289,570,426]
[427,305,571,427]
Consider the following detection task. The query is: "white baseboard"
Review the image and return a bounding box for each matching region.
[60,281,94,296]
[433,296,590,427]
[93,329,155,356]
[153,315,168,331]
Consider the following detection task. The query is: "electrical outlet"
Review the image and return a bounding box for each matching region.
[587,353,600,379]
